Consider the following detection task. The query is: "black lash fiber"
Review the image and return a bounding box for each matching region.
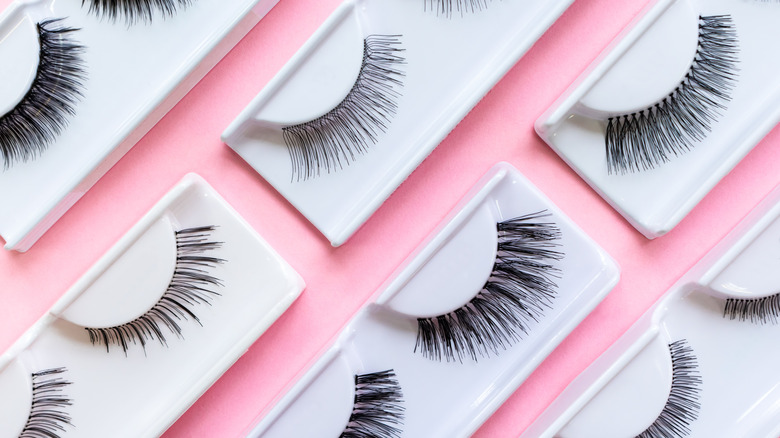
[341,370,404,438]
[424,0,492,17]
[86,226,224,354]
[82,0,192,24]
[605,15,739,174]
[723,294,780,324]
[0,19,85,168]
[283,35,405,182]
[637,340,702,438]
[414,210,564,363]
[19,368,73,438]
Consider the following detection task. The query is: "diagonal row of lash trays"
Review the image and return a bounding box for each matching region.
[521,184,780,438]
[3,0,566,171]
[536,0,780,239]
[248,164,619,437]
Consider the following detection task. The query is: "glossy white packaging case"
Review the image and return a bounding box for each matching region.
[0,0,280,252]
[0,174,304,437]
[535,0,780,239]
[521,184,780,438]
[245,163,620,438]
[222,0,574,247]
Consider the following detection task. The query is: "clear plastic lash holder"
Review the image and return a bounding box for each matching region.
[521,184,780,438]
[222,0,574,247]
[0,0,281,252]
[535,0,780,239]
[245,163,619,437]
[0,174,304,437]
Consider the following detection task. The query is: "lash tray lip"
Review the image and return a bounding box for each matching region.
[256,350,357,436]
[57,215,178,329]
[557,334,674,438]
[246,5,364,126]
[0,13,38,117]
[0,358,33,438]
[380,202,498,318]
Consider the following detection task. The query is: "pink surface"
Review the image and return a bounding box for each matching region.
[1,0,779,436]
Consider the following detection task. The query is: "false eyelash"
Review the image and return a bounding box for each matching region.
[605,15,739,174]
[341,370,405,438]
[424,0,492,17]
[283,34,405,182]
[19,368,73,438]
[414,210,564,363]
[637,340,702,438]
[723,293,780,324]
[0,19,86,168]
[85,226,224,354]
[82,0,193,24]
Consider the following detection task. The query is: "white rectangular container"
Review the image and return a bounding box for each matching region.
[0,173,305,437]
[535,0,780,239]
[222,0,574,247]
[0,0,280,252]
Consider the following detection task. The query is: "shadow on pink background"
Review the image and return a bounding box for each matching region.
[0,0,778,436]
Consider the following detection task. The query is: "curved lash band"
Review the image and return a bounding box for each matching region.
[414,210,564,363]
[283,34,405,181]
[20,368,73,438]
[723,294,780,324]
[0,19,86,168]
[637,340,702,438]
[86,226,224,354]
[341,370,404,438]
[605,15,739,174]
[424,0,492,17]
[82,0,193,24]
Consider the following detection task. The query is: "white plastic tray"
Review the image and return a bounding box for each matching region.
[222,0,573,247]
[521,183,780,438]
[0,173,304,437]
[0,0,280,252]
[245,162,619,438]
[535,0,780,239]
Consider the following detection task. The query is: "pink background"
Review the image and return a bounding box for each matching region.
[2,0,779,436]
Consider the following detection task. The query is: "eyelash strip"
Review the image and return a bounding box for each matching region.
[424,0,492,17]
[637,340,701,438]
[341,370,405,438]
[605,15,739,174]
[283,34,405,182]
[723,293,780,324]
[82,0,193,24]
[0,19,86,168]
[414,210,564,362]
[85,226,224,353]
[19,368,73,438]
